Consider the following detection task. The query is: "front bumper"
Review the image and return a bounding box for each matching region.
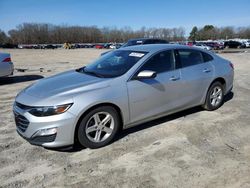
[16,129,57,146]
[13,103,77,148]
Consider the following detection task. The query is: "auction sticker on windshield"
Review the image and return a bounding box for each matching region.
[129,52,145,58]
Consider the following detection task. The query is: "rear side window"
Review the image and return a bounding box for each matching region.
[178,49,203,68]
[202,52,213,62]
[139,50,175,73]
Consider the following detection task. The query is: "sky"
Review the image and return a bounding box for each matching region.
[0,0,250,34]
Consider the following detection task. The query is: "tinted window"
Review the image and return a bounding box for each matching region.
[202,52,213,62]
[159,40,168,44]
[144,39,167,44]
[139,50,175,73]
[178,49,203,68]
[143,40,153,44]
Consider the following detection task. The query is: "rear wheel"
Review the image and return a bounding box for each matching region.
[77,106,120,149]
[203,82,224,111]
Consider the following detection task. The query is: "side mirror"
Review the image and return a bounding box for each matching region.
[136,70,157,79]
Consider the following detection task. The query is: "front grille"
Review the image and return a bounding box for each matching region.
[14,112,29,132]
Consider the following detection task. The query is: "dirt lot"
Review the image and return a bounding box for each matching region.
[0,49,250,188]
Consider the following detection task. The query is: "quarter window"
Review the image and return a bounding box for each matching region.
[139,50,175,73]
[178,49,203,68]
[202,52,214,62]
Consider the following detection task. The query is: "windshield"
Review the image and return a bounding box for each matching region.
[78,50,147,78]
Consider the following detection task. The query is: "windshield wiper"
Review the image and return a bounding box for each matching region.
[84,70,105,78]
[76,67,104,78]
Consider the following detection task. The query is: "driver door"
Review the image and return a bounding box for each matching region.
[127,50,182,124]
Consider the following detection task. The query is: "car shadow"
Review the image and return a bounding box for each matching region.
[0,75,44,85]
[115,91,234,142]
[224,91,234,103]
[114,106,204,142]
[45,144,85,152]
[51,91,234,152]
[115,91,234,143]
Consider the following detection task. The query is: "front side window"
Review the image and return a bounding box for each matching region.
[178,49,203,68]
[139,50,175,73]
[79,50,147,77]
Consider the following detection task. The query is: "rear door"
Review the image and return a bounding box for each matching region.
[127,50,182,123]
[176,49,214,106]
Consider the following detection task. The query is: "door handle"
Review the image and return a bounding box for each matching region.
[169,76,180,81]
[203,68,211,73]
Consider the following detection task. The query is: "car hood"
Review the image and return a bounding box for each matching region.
[23,70,110,99]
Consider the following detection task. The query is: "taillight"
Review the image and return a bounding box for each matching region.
[229,62,234,69]
[2,57,11,62]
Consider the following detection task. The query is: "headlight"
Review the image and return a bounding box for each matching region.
[28,103,73,117]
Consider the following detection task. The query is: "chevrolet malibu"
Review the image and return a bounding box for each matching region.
[13,44,234,149]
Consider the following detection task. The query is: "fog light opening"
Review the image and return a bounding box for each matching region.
[32,127,57,138]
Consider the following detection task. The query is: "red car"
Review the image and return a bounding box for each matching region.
[95,44,104,49]
[204,42,224,50]
[187,42,194,46]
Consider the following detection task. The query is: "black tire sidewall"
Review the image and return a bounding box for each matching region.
[204,82,224,111]
[77,106,120,149]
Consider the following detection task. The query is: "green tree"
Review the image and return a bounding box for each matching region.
[199,25,217,40]
[189,26,198,41]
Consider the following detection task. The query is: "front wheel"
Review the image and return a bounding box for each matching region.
[77,106,120,149]
[203,82,224,111]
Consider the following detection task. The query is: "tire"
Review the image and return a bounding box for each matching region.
[203,82,224,111]
[77,106,120,149]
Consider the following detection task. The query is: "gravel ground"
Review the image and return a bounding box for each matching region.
[0,48,250,188]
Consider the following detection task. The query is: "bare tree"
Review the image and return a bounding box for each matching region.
[0,29,9,44]
[6,23,250,44]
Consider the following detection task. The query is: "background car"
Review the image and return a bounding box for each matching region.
[193,43,212,50]
[224,41,246,48]
[0,43,18,49]
[95,44,105,49]
[109,43,122,49]
[242,40,250,48]
[121,38,168,48]
[187,41,194,46]
[14,44,234,149]
[0,52,14,77]
[101,38,168,56]
[203,42,224,50]
[43,44,58,49]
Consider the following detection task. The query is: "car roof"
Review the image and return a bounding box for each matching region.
[119,44,199,53]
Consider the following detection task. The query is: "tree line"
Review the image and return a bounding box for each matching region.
[189,25,250,41]
[0,23,250,44]
[0,23,185,44]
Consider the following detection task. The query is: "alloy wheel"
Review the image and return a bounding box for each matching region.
[210,86,223,107]
[85,112,114,143]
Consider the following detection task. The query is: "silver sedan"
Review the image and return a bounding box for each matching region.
[14,44,234,148]
[0,52,14,77]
